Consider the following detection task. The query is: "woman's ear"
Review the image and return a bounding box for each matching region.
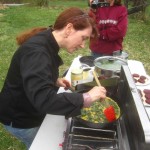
[65,23,74,37]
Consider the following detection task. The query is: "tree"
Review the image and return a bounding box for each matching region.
[132,0,148,19]
[34,0,49,7]
[124,0,149,19]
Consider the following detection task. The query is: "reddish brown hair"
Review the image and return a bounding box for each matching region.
[53,7,97,35]
[16,27,47,45]
[16,7,97,45]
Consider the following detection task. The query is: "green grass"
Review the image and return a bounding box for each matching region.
[0,1,150,149]
[0,123,26,150]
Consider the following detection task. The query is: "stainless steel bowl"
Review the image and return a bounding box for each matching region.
[94,56,128,78]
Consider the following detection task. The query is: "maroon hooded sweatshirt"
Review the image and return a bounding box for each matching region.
[89,5,128,55]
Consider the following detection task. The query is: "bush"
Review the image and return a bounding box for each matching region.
[0,0,22,4]
[33,0,49,7]
[0,0,49,6]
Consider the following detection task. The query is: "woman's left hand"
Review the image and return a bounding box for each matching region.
[56,78,71,90]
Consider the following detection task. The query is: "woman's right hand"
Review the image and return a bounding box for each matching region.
[87,86,106,102]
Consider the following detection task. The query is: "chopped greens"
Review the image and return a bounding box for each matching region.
[80,97,120,123]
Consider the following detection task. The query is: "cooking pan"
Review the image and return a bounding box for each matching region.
[74,97,122,129]
[94,56,127,78]
[69,82,121,129]
[79,55,95,67]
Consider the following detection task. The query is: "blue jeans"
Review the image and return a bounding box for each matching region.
[4,124,39,150]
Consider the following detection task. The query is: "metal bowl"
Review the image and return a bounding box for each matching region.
[94,56,127,78]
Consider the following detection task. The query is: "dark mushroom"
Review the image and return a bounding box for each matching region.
[143,89,150,94]
[132,73,140,78]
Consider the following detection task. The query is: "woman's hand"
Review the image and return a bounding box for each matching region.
[56,78,71,90]
[87,86,106,102]
[83,86,106,107]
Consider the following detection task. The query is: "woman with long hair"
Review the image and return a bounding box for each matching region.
[0,7,106,149]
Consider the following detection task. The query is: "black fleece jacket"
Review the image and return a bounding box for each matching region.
[0,29,83,128]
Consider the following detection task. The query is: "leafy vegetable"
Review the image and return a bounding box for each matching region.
[80,97,120,123]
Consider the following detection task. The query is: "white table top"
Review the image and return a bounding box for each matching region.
[29,57,150,150]
[29,114,67,150]
[128,60,150,116]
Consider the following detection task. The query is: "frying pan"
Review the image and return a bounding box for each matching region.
[73,79,122,128]
[69,73,122,128]
[71,86,122,129]
[74,99,122,129]
[79,56,95,67]
[74,116,120,129]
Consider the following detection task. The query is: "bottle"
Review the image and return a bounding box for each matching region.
[71,67,83,87]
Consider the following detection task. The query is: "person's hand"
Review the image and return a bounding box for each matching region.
[56,78,71,90]
[89,0,93,5]
[88,0,96,18]
[87,86,106,102]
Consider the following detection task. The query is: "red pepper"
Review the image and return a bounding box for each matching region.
[104,106,116,122]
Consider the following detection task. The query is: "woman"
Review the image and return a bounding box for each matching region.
[0,7,106,149]
[88,0,128,58]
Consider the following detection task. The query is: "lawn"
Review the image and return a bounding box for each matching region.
[0,0,150,149]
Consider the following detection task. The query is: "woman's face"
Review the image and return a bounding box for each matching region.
[65,26,92,54]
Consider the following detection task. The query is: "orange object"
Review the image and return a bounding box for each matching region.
[104,106,116,122]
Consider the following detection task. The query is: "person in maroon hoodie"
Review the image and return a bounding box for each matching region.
[88,0,128,58]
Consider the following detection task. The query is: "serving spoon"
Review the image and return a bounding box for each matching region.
[92,70,116,122]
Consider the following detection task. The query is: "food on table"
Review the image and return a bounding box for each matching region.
[140,75,147,80]
[80,97,120,123]
[132,73,149,85]
[138,88,150,105]
[145,94,150,99]
[146,100,150,104]
[138,78,145,83]
[132,73,140,78]
[143,89,150,94]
